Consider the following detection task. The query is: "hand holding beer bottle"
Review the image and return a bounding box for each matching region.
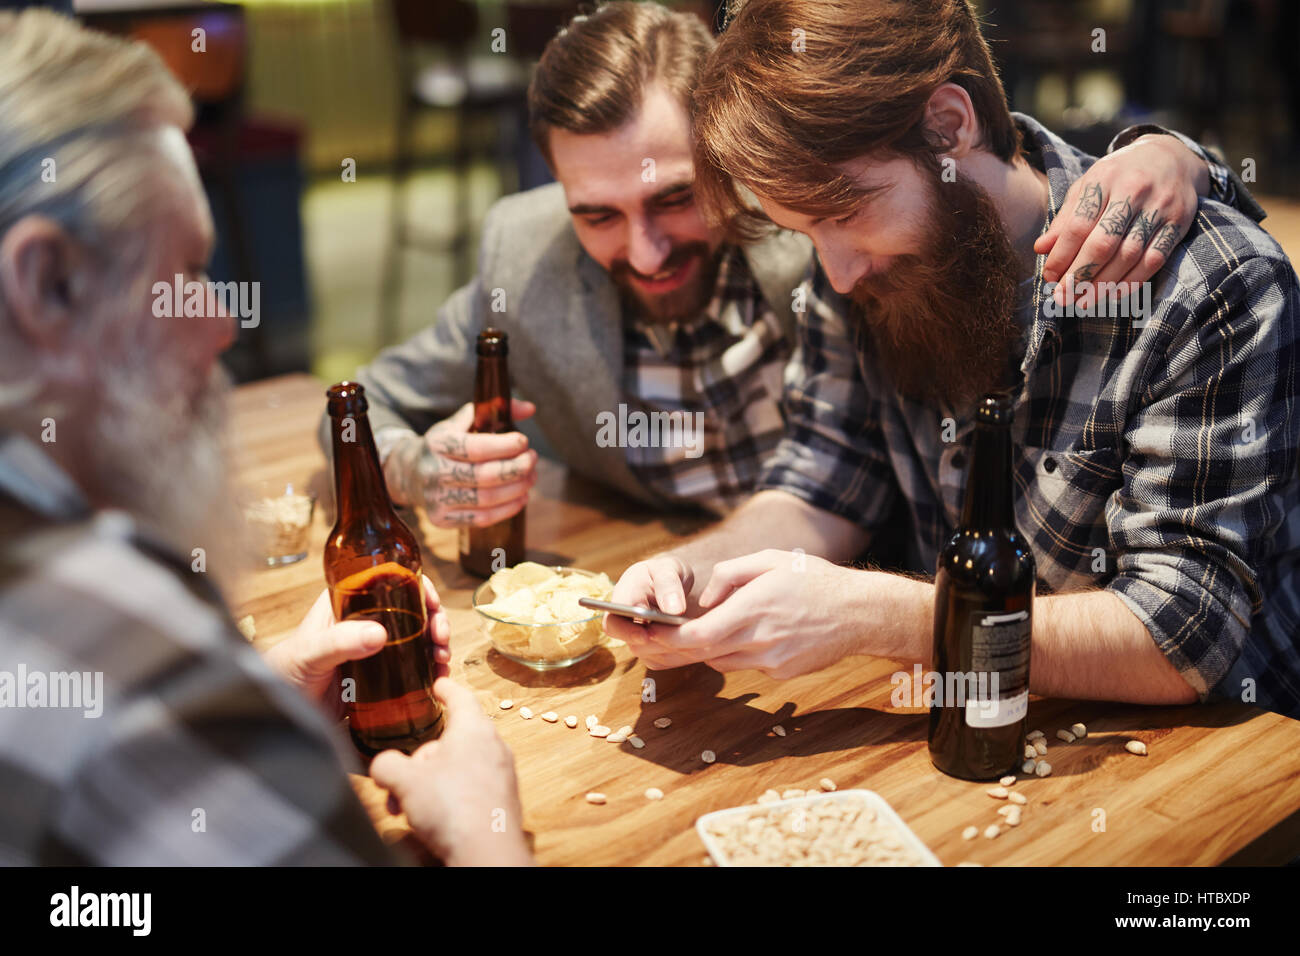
[381,398,538,529]
[325,382,446,757]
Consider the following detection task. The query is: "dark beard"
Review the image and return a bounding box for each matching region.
[850,169,1023,411]
[610,241,720,324]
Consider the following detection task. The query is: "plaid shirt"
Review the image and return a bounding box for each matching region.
[623,244,791,514]
[0,432,398,864]
[759,114,1300,721]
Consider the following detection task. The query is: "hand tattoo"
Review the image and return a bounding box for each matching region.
[429,428,468,458]
[1074,182,1103,220]
[500,458,522,481]
[1073,262,1099,282]
[1153,222,1180,256]
[1127,210,1161,245]
[1099,197,1133,236]
[437,485,478,507]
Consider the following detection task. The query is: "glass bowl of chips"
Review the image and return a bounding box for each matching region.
[472,562,615,669]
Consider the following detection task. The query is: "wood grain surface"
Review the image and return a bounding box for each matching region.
[228,374,1300,866]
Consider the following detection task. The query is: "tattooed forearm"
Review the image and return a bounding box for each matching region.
[1128,210,1162,245]
[1153,222,1180,255]
[1099,197,1133,236]
[1074,181,1103,220]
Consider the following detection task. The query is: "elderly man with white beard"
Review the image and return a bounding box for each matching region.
[0,11,530,866]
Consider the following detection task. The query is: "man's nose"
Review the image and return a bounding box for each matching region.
[817,244,869,296]
[625,218,671,276]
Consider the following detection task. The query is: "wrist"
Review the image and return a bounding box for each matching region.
[444,829,533,867]
[858,570,932,662]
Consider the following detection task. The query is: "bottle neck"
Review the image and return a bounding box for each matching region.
[960,421,1014,530]
[330,409,397,523]
[472,355,512,433]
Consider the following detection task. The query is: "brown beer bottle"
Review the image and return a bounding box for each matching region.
[929,392,1035,780]
[459,328,526,577]
[325,382,444,757]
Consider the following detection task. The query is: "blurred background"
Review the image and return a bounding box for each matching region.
[46,0,1300,384]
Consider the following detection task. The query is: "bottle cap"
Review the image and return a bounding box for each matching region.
[477,328,508,356]
[975,391,1014,427]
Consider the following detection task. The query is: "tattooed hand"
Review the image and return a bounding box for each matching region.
[1036,133,1211,308]
[383,399,538,528]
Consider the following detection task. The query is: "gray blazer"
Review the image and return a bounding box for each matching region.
[325,182,813,508]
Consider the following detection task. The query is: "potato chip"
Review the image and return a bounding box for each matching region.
[475,565,615,662]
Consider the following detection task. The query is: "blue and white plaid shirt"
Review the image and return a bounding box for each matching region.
[759,114,1300,721]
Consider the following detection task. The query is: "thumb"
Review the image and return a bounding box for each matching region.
[431,676,488,730]
[435,403,475,437]
[308,620,387,674]
[511,398,537,422]
[369,749,413,797]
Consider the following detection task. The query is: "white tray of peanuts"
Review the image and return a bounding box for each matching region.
[696,789,941,867]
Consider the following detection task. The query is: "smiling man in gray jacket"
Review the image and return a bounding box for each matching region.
[333,1,1255,534]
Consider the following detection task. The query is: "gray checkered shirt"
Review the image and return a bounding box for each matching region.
[758,114,1300,720]
[0,432,398,864]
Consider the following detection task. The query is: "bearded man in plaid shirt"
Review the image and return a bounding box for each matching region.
[610,0,1300,721]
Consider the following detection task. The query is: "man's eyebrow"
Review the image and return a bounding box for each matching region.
[568,202,617,216]
[647,181,694,203]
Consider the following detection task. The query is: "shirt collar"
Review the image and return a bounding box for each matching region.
[628,245,743,358]
[0,430,92,523]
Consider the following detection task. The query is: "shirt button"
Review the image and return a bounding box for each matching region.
[1043,456,1058,473]
[951,451,966,470]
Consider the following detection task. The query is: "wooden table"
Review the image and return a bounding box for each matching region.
[230,373,1300,866]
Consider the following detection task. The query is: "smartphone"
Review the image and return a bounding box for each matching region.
[578,597,692,627]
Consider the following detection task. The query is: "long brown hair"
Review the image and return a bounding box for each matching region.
[527,2,715,169]
[695,0,1022,241]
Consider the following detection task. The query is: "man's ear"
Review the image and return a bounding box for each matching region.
[923,82,980,159]
[0,215,85,348]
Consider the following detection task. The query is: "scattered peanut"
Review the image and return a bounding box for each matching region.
[1034,740,1049,756]
[585,715,598,729]
[772,725,787,737]
[1035,760,1053,777]
[644,787,664,801]
[629,735,645,749]
[1125,739,1148,756]
[606,729,629,743]
[564,715,578,728]
[999,775,1016,787]
[997,804,1016,817]
[819,777,838,792]
[1005,806,1022,826]
[519,706,534,720]
[1071,722,1087,739]
[589,725,611,738]
[987,786,1009,799]
[1008,791,1027,805]
[1021,759,1037,774]
[1024,745,1037,759]
[585,792,606,805]
[962,826,979,840]
[984,824,1001,839]
[1056,729,1075,743]
[653,717,672,729]
[1026,730,1045,741]
[499,700,514,710]
[701,750,716,764]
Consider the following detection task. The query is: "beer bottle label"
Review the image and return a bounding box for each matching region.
[964,609,1031,728]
